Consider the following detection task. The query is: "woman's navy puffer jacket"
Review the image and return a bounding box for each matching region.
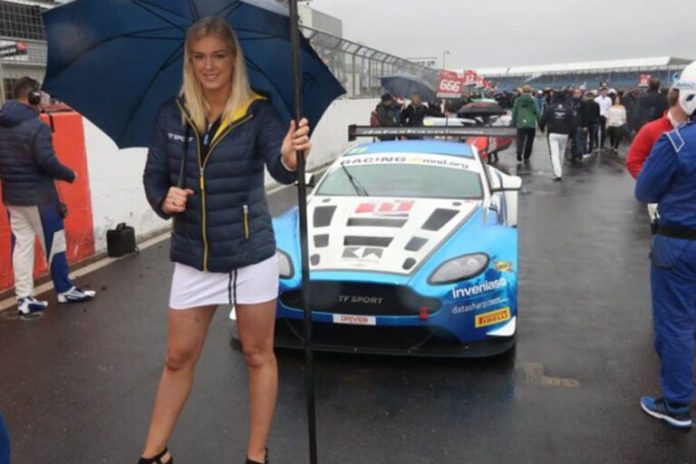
[143,97,297,272]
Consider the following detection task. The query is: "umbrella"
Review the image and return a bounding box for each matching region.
[42,0,345,148]
[380,73,437,101]
[456,100,506,116]
[287,4,318,463]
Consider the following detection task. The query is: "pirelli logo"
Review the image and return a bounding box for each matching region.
[475,308,511,328]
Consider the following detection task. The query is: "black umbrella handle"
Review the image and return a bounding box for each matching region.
[289,1,318,464]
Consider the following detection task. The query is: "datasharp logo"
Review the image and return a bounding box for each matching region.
[451,278,507,299]
[452,296,507,315]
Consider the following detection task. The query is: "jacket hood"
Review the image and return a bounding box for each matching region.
[517,94,536,107]
[0,100,38,128]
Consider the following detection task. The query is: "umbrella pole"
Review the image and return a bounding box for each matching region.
[288,1,319,464]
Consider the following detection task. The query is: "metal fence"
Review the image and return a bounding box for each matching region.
[0,0,50,101]
[0,0,438,103]
[302,25,438,98]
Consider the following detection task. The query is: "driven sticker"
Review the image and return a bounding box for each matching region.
[475,308,511,328]
[333,314,377,326]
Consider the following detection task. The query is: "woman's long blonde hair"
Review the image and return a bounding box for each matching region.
[181,17,255,133]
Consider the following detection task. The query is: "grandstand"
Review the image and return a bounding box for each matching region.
[470,57,692,91]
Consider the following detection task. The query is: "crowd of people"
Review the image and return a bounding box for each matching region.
[369,79,670,174]
[507,80,670,180]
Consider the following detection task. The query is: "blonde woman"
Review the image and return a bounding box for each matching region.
[140,16,311,464]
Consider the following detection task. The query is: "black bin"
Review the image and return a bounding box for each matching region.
[107,223,136,257]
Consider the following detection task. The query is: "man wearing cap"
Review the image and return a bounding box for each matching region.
[511,85,541,163]
[373,93,399,141]
[635,61,696,429]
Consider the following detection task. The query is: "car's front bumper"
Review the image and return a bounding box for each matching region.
[231,317,516,358]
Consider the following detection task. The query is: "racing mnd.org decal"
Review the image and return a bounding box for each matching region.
[475,307,511,328]
[452,278,506,299]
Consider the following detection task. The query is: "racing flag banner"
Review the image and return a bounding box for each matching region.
[463,70,478,87]
[437,70,465,99]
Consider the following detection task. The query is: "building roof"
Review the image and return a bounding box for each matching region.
[468,57,693,77]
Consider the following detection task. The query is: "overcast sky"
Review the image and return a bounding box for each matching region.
[309,0,695,69]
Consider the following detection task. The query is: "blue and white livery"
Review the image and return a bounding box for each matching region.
[236,138,521,357]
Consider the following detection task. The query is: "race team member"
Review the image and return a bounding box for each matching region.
[539,92,575,181]
[626,88,689,223]
[635,61,696,429]
[0,77,96,316]
[0,413,8,464]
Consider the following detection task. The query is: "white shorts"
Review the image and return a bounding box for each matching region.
[169,255,279,310]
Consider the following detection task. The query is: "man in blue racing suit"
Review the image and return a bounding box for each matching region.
[635,61,696,429]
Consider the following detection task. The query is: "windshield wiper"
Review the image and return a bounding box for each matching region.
[340,162,369,196]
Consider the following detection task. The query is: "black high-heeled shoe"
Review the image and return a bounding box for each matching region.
[138,447,172,464]
[246,447,269,464]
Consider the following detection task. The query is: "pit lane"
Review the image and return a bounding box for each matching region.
[1,135,693,463]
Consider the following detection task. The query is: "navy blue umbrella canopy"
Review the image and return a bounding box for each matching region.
[42,0,345,148]
[380,74,437,102]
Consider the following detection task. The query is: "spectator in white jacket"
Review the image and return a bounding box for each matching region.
[606,95,627,153]
[594,87,613,149]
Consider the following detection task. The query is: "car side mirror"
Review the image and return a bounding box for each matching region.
[490,175,522,193]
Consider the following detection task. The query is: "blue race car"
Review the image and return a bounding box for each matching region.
[233,134,521,357]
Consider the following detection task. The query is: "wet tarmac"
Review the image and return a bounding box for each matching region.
[1,135,695,463]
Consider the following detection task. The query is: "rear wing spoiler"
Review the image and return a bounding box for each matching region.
[348,125,517,142]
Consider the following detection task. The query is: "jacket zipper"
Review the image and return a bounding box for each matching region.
[243,204,250,239]
[177,101,254,271]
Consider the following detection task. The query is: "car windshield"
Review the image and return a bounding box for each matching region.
[315,163,483,199]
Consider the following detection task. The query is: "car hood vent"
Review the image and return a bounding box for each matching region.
[306,197,480,275]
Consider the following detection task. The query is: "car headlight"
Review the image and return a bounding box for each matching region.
[428,253,490,285]
[277,250,294,279]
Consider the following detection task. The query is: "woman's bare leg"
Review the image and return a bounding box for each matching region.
[141,306,217,459]
[236,300,278,462]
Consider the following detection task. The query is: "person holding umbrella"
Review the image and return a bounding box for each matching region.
[140,17,311,464]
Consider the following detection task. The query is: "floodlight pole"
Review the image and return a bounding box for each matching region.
[288,1,319,463]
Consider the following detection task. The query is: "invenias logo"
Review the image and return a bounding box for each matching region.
[452,278,507,299]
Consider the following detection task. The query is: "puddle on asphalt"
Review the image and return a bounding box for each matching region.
[0,311,44,322]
